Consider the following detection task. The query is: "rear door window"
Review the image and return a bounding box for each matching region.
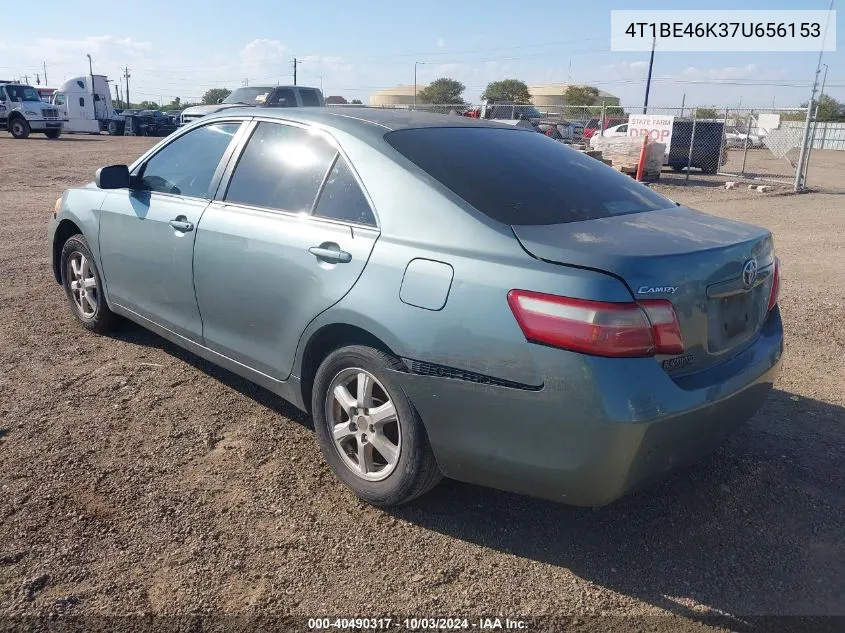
[385,127,670,225]
[299,90,320,107]
[224,122,336,211]
[313,157,375,226]
[269,89,296,107]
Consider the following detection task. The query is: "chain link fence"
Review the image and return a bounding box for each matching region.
[329,102,842,191]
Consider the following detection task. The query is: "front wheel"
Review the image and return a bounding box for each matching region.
[44,128,61,139]
[107,121,119,135]
[9,117,30,139]
[312,345,442,506]
[60,234,116,333]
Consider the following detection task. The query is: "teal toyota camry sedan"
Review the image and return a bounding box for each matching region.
[48,108,783,507]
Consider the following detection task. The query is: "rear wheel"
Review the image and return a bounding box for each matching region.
[9,117,30,139]
[312,345,442,506]
[60,234,116,333]
[44,128,61,139]
[107,121,119,135]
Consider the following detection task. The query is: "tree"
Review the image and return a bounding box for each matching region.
[563,85,600,106]
[136,100,160,110]
[325,95,348,105]
[417,78,465,104]
[801,94,845,122]
[694,107,719,119]
[351,99,363,104]
[202,88,231,105]
[482,79,531,103]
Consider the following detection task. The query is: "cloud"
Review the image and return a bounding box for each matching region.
[37,35,152,60]
[679,64,758,80]
[437,37,445,48]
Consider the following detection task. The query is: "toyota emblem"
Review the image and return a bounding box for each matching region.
[742,258,758,288]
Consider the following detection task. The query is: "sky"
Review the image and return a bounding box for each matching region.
[2,0,842,109]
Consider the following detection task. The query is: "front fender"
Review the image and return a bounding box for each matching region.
[51,187,109,291]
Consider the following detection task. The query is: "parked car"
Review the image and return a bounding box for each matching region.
[537,120,584,143]
[725,130,765,149]
[49,109,783,507]
[601,122,630,137]
[108,110,177,136]
[583,116,627,139]
[179,85,324,126]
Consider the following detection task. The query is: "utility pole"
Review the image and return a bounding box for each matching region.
[123,67,131,108]
[795,0,833,191]
[642,35,655,114]
[292,58,302,86]
[36,73,41,86]
[114,84,120,108]
[43,61,48,86]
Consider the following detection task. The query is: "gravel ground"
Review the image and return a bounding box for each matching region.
[0,135,843,631]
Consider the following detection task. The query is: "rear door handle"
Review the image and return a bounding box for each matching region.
[169,216,194,232]
[308,245,352,264]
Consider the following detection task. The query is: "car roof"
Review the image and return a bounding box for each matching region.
[202,107,526,143]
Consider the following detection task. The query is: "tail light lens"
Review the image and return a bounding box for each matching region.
[768,258,780,312]
[507,290,685,358]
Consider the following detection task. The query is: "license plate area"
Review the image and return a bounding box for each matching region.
[707,289,763,353]
[721,292,752,338]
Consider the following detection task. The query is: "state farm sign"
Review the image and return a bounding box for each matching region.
[627,114,674,153]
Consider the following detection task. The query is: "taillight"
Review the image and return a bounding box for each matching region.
[507,290,684,358]
[768,258,780,312]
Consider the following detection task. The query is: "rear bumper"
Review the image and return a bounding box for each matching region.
[395,308,784,506]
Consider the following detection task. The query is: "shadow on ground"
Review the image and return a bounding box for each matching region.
[109,320,844,626]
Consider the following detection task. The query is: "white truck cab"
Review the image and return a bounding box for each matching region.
[0,83,63,139]
[51,75,116,134]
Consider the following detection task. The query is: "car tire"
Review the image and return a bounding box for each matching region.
[9,117,30,139]
[107,121,119,135]
[44,128,61,139]
[312,345,442,506]
[60,234,116,333]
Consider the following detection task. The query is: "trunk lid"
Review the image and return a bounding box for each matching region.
[511,206,776,374]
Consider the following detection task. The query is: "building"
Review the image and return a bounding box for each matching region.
[369,84,424,106]
[528,84,620,107]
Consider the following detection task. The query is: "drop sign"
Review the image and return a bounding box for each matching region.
[627,114,675,153]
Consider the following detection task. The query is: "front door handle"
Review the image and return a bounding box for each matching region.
[169,216,194,232]
[308,244,352,264]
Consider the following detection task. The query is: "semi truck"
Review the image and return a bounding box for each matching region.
[50,75,117,134]
[0,82,63,139]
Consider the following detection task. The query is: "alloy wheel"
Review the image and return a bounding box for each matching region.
[67,252,98,319]
[325,367,401,481]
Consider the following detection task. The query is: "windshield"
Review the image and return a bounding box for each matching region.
[222,87,275,105]
[5,85,42,102]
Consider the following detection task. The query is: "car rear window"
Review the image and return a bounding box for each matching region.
[384,127,670,225]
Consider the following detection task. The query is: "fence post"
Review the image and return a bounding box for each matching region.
[801,104,821,188]
[717,107,729,175]
[686,112,697,181]
[794,101,814,191]
[740,112,753,176]
[600,102,607,137]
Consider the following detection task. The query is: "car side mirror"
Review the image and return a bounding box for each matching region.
[96,165,130,189]
[217,98,224,104]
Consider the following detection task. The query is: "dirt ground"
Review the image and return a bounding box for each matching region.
[1,135,843,631]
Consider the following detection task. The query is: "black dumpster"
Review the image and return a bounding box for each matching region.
[667,120,725,174]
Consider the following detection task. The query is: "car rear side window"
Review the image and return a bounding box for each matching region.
[313,157,375,226]
[224,122,336,212]
[384,127,670,225]
[300,90,320,107]
[269,89,296,107]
